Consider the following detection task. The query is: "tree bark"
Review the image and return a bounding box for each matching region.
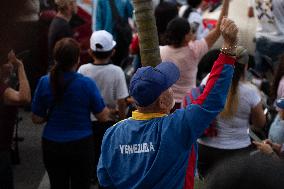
[132,0,161,67]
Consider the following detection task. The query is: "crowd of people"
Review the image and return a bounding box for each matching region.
[1,0,284,189]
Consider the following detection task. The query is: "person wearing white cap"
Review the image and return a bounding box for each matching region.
[78,30,128,121]
[78,30,129,183]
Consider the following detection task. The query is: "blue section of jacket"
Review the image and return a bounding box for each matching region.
[97,54,235,188]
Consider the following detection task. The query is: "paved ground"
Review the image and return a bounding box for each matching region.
[13,110,45,189]
[13,110,98,189]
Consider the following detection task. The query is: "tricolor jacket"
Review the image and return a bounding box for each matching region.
[97,54,236,189]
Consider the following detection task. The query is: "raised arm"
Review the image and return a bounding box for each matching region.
[178,18,238,141]
[184,19,239,109]
[3,51,31,105]
[194,18,238,111]
[204,0,230,49]
[248,0,254,18]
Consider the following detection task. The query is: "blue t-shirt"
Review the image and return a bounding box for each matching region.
[32,72,105,142]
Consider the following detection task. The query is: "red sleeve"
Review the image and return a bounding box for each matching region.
[130,34,140,54]
[193,53,235,106]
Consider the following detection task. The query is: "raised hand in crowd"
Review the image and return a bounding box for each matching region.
[220,17,238,53]
[8,51,23,68]
[2,50,31,105]
[205,0,230,48]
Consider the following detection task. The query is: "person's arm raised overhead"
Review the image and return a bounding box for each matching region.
[188,18,238,137]
[3,51,31,105]
[165,18,238,147]
[194,18,238,109]
[248,0,254,18]
[204,0,230,49]
[248,6,254,18]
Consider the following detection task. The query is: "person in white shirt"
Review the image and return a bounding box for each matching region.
[197,46,266,178]
[78,30,129,121]
[160,0,229,107]
[78,30,129,185]
[248,0,284,75]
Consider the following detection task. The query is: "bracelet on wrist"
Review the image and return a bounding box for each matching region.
[220,46,237,56]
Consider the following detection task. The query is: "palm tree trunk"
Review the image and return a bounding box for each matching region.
[132,0,161,67]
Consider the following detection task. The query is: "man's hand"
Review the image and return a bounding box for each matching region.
[220,18,238,49]
[8,50,23,69]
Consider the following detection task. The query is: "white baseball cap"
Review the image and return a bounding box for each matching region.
[90,30,116,52]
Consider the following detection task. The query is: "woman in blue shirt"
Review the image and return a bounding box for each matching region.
[32,38,109,189]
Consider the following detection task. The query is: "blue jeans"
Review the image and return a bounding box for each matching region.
[254,37,284,75]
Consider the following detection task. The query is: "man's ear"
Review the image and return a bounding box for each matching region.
[111,49,116,57]
[158,95,168,111]
[88,49,94,58]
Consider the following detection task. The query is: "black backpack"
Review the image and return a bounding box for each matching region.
[109,0,132,46]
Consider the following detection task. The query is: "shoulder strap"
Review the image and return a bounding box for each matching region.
[109,0,122,22]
